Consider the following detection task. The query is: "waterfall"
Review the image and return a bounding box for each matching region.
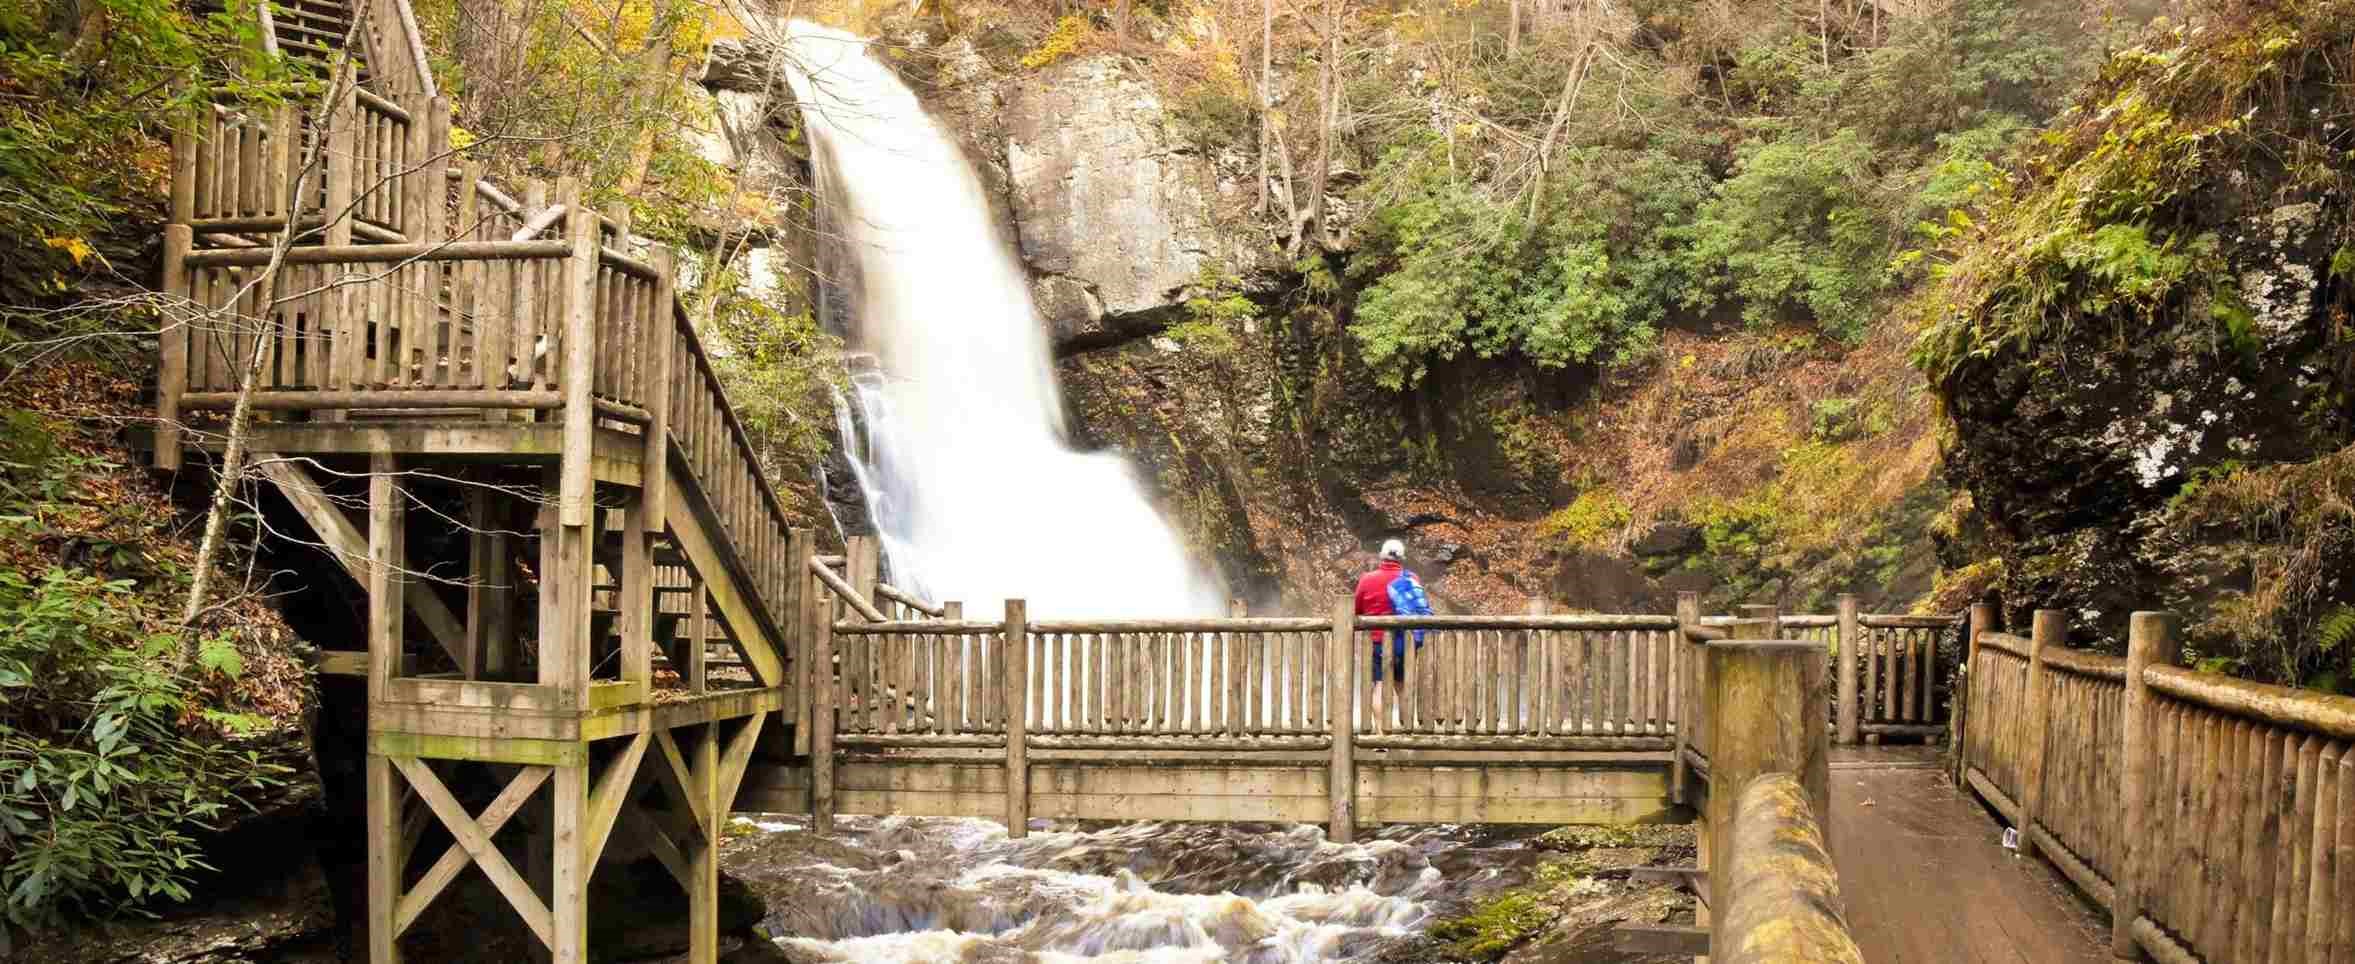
[776,21,1218,618]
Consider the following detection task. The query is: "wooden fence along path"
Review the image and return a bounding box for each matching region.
[1957,606,2355,964]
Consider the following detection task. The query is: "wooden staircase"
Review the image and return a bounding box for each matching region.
[155,5,816,961]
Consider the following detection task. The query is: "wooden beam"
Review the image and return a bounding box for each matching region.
[689,722,720,964]
[616,806,693,889]
[551,762,591,960]
[389,756,555,950]
[1615,923,1710,957]
[581,730,651,875]
[369,732,589,768]
[259,456,466,666]
[650,728,711,832]
[366,752,405,963]
[396,765,551,935]
[368,454,405,704]
[558,181,596,529]
[1327,597,1356,842]
[714,713,767,812]
[621,497,653,686]
[1002,599,1029,839]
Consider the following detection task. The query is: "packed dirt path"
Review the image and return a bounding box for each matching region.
[1829,746,2111,963]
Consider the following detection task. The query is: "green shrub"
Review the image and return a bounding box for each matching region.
[0,429,289,927]
[1686,129,1896,341]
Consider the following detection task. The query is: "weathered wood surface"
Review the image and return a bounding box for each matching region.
[1830,749,2111,963]
[1717,772,1862,964]
[1955,607,2355,964]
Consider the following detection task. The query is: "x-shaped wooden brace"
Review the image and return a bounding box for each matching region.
[388,759,554,947]
[625,715,768,890]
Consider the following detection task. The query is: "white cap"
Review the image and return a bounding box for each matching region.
[1379,538,1406,561]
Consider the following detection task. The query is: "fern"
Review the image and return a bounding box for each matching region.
[2315,604,2355,654]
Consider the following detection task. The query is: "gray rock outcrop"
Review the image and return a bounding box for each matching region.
[1001,57,1251,352]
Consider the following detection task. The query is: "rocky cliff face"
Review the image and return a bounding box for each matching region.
[1003,57,1257,351]
[1920,2,2355,684]
[696,27,1945,616]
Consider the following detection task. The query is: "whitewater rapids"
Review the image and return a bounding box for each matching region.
[723,816,1552,963]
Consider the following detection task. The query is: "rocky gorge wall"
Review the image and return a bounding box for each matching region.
[691,20,1950,618]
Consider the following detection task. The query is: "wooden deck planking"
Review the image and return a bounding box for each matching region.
[1829,749,2110,963]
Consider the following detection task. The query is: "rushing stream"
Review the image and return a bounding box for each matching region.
[723,815,1558,963]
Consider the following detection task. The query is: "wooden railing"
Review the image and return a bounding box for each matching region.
[1957,607,2355,963]
[161,86,805,663]
[1696,601,1959,745]
[1718,772,1864,963]
[1353,615,1682,745]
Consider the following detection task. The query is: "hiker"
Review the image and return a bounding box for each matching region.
[1353,538,1433,685]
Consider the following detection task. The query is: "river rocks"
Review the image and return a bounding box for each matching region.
[1003,56,1249,350]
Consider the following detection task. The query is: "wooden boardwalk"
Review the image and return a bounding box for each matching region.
[1828,746,2111,963]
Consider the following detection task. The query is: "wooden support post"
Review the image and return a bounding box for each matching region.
[620,494,653,685]
[2112,611,2177,959]
[1003,598,1030,838]
[550,763,589,962]
[1327,597,1357,842]
[847,535,880,613]
[535,468,592,703]
[2019,609,2059,863]
[687,580,709,695]
[365,752,404,963]
[466,489,515,680]
[1672,591,1701,806]
[1704,636,1831,932]
[809,591,835,833]
[157,224,191,470]
[557,180,595,528]
[1835,594,1860,746]
[1955,602,1994,786]
[643,248,675,532]
[690,724,720,964]
[787,529,814,752]
[368,453,404,704]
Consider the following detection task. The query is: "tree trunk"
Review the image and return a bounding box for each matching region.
[1303,0,1340,251]
[1508,0,1520,55]
[454,0,529,128]
[1257,0,1273,215]
[177,15,369,663]
[1114,0,1131,47]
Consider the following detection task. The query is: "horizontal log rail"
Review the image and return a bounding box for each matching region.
[1954,607,2355,963]
[1717,773,1864,963]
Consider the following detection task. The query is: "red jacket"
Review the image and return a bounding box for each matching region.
[1355,559,1429,644]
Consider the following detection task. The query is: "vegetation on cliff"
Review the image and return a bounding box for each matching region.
[1916,0,2355,688]
[919,0,2148,614]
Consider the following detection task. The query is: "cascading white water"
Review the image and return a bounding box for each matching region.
[777,22,1219,618]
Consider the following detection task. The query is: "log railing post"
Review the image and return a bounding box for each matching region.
[1672,590,1701,805]
[1704,633,1832,949]
[787,528,815,754]
[1954,602,1991,784]
[2113,610,2179,959]
[157,223,192,470]
[1836,594,1861,745]
[1002,599,1029,838]
[809,585,835,834]
[1328,598,1357,842]
[2019,609,2060,863]
[642,247,675,533]
[557,181,596,529]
